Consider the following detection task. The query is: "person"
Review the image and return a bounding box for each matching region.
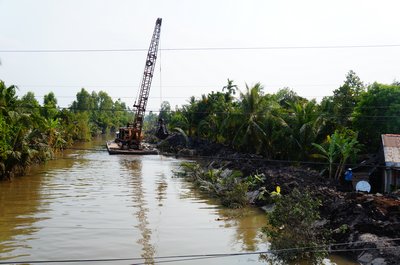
[344,168,353,191]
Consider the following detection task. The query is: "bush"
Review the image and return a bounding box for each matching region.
[220,180,249,208]
[175,162,248,208]
[262,188,328,264]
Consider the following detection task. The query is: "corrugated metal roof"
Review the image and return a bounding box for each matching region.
[382,134,400,167]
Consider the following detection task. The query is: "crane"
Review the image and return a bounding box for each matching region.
[114,18,162,150]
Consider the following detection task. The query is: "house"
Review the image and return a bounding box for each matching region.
[381,134,400,193]
[351,134,400,193]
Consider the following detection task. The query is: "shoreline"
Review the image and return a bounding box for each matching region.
[160,136,400,265]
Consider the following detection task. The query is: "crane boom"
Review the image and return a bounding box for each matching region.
[114,18,162,150]
[133,18,162,139]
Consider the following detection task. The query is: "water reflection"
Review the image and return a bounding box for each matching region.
[0,152,76,260]
[217,208,267,251]
[155,172,167,206]
[177,179,268,253]
[120,158,155,264]
[0,176,42,260]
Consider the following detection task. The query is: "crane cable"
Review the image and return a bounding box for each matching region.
[159,36,163,108]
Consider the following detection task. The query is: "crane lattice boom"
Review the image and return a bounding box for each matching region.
[115,18,162,150]
[133,18,162,137]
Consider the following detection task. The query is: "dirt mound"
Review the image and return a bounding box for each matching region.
[314,189,400,264]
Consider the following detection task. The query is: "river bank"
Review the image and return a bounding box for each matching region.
[159,135,400,265]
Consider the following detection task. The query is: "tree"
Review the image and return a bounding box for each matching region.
[70,89,130,136]
[42,92,58,119]
[43,118,66,150]
[158,101,172,123]
[0,81,133,179]
[317,96,337,141]
[96,91,114,133]
[169,109,190,133]
[284,100,323,160]
[331,70,364,127]
[0,80,18,114]
[0,82,52,179]
[353,82,400,151]
[180,96,197,137]
[224,83,286,156]
[195,91,235,142]
[312,129,360,179]
[230,83,268,153]
[73,112,91,141]
[113,98,131,129]
[263,188,327,264]
[20,92,40,115]
[222,78,238,98]
[274,87,307,109]
[71,88,93,113]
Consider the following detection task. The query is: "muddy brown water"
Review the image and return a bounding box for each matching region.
[0,138,357,264]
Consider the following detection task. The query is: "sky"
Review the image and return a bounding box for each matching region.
[1,0,400,112]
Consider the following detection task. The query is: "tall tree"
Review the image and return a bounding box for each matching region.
[112,99,131,129]
[284,100,323,160]
[71,88,93,113]
[332,70,364,127]
[159,101,172,123]
[0,80,18,114]
[42,92,58,119]
[20,92,40,115]
[230,83,268,154]
[181,96,197,137]
[97,91,114,133]
[353,82,400,151]
[274,87,306,109]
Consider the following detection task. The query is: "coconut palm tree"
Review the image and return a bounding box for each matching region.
[223,83,273,154]
[284,100,324,160]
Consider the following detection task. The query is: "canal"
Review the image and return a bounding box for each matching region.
[0,139,357,264]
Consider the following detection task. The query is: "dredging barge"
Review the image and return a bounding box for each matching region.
[106,140,158,155]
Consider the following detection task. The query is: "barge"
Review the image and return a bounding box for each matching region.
[106,141,158,155]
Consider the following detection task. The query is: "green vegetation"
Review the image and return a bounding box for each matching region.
[353,82,400,151]
[0,81,131,180]
[3,71,400,180]
[175,162,248,208]
[312,129,361,179]
[262,188,327,265]
[163,72,400,172]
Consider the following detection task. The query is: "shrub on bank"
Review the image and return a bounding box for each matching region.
[262,188,328,264]
[175,161,248,208]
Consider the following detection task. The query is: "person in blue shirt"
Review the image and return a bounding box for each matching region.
[344,168,353,191]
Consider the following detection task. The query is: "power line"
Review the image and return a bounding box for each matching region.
[22,95,191,99]
[1,241,399,264]
[1,44,400,53]
[13,83,340,88]
[163,44,400,51]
